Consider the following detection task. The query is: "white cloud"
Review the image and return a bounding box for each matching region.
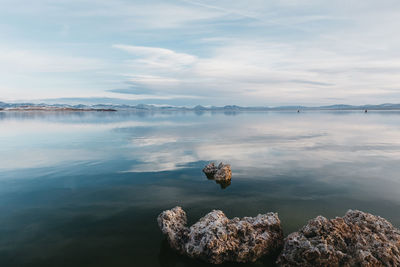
[0,47,104,73]
[0,0,229,29]
[113,44,197,71]
[112,39,400,105]
[2,0,400,104]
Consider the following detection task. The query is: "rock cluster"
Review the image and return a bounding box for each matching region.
[158,206,283,264]
[203,162,232,181]
[277,210,400,266]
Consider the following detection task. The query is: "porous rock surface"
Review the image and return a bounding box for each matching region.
[158,206,283,264]
[277,210,400,267]
[157,206,189,251]
[202,162,232,181]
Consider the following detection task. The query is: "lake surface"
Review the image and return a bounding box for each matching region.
[1,110,400,267]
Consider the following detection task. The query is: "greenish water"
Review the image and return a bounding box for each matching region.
[0,110,400,267]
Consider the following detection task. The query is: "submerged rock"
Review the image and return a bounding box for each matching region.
[203,162,232,181]
[158,206,283,264]
[277,210,400,267]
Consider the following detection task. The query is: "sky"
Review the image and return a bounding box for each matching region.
[0,0,400,106]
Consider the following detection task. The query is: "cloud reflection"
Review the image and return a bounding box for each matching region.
[1,111,400,202]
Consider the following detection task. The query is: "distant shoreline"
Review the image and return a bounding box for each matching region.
[3,107,400,112]
[0,107,116,112]
[2,102,400,112]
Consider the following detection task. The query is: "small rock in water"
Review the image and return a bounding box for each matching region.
[158,206,283,264]
[202,162,218,178]
[202,162,232,181]
[277,210,400,266]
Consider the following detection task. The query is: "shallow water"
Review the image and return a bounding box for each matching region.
[0,110,400,267]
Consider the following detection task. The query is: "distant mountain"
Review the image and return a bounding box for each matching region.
[316,104,400,110]
[0,102,117,112]
[2,101,400,111]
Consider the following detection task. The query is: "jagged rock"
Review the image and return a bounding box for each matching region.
[277,210,400,267]
[202,162,218,178]
[203,162,232,181]
[157,206,189,251]
[214,163,232,181]
[158,206,283,264]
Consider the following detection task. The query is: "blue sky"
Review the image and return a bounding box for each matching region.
[1,0,400,106]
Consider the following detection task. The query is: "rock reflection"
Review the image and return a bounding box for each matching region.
[205,176,231,189]
[215,179,231,189]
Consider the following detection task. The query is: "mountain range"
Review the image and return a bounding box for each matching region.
[1,101,400,111]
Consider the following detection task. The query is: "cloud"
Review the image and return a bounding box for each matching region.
[113,44,197,71]
[0,47,104,73]
[1,0,229,29]
[111,37,400,105]
[1,0,400,105]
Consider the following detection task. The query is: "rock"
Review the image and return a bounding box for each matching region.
[158,206,283,264]
[214,162,232,181]
[202,162,218,178]
[277,210,400,267]
[203,162,232,181]
[157,206,189,251]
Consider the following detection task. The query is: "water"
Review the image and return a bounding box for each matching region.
[1,110,400,267]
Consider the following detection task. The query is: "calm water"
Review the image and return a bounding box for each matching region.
[1,110,400,267]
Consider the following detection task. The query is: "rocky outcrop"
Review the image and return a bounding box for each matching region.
[158,206,283,264]
[157,206,189,251]
[277,210,400,267]
[203,162,232,182]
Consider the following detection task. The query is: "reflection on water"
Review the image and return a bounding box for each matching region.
[205,176,231,189]
[0,110,400,266]
[215,179,231,189]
